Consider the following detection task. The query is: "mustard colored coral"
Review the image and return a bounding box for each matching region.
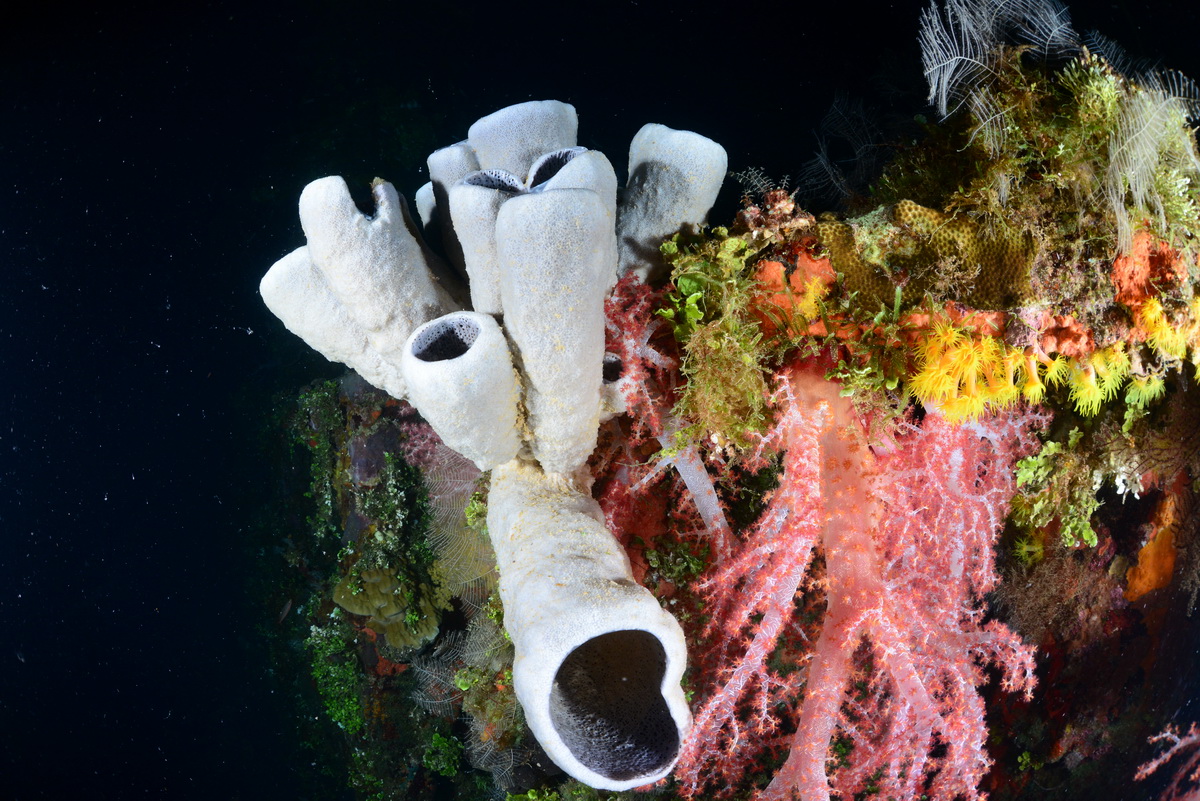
[334,565,450,650]
[893,199,1035,308]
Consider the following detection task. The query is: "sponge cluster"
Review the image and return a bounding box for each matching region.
[259,99,726,791]
[261,99,727,477]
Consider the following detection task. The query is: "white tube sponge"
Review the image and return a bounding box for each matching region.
[467,100,578,176]
[486,459,691,791]
[299,176,456,378]
[399,312,522,471]
[260,246,407,398]
[414,181,437,230]
[535,148,619,222]
[451,147,619,315]
[616,123,728,282]
[425,141,480,276]
[447,180,510,314]
[496,188,615,474]
[427,141,481,200]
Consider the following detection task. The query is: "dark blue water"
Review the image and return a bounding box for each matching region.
[2,1,1198,798]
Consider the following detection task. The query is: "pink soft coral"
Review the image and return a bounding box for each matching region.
[676,360,1042,801]
[1137,722,1200,801]
[603,273,737,559]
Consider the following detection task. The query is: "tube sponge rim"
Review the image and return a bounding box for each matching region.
[400,311,523,471]
[487,459,691,791]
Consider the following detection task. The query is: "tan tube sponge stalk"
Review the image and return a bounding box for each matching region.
[486,459,691,791]
[495,188,616,475]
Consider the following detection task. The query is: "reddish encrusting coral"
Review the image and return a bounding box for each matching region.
[1112,229,1192,307]
[354,625,410,677]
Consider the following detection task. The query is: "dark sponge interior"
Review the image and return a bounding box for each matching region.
[411,316,479,362]
[549,629,679,781]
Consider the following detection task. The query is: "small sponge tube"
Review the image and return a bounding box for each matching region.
[486,459,691,791]
[616,124,728,282]
[530,148,618,221]
[447,181,508,314]
[400,312,522,471]
[425,141,480,276]
[467,100,578,177]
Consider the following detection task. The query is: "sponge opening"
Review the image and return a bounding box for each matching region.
[548,629,680,782]
[412,316,480,362]
[602,353,623,384]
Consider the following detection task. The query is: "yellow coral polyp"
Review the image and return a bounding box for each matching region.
[911,356,959,400]
[1067,358,1105,417]
[990,354,1023,407]
[1020,351,1047,403]
[1139,298,1188,360]
[941,392,989,420]
[948,343,986,393]
[1092,344,1130,401]
[1125,373,1166,407]
[909,325,1023,421]
[927,320,965,356]
[1012,533,1044,566]
[1043,354,1070,387]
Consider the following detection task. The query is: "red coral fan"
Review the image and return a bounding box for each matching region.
[675,359,1043,801]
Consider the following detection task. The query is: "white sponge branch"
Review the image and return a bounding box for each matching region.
[425,141,481,280]
[467,100,578,176]
[448,180,510,314]
[616,123,728,282]
[487,459,691,791]
[259,246,406,398]
[496,188,615,475]
[400,312,523,471]
[299,176,457,372]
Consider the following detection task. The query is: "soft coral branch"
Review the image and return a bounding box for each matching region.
[674,381,825,791]
[1137,722,1200,801]
[605,273,737,560]
[677,359,1042,801]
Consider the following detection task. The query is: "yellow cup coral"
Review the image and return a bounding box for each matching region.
[1065,345,1130,417]
[909,320,1024,421]
[1137,298,1189,361]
